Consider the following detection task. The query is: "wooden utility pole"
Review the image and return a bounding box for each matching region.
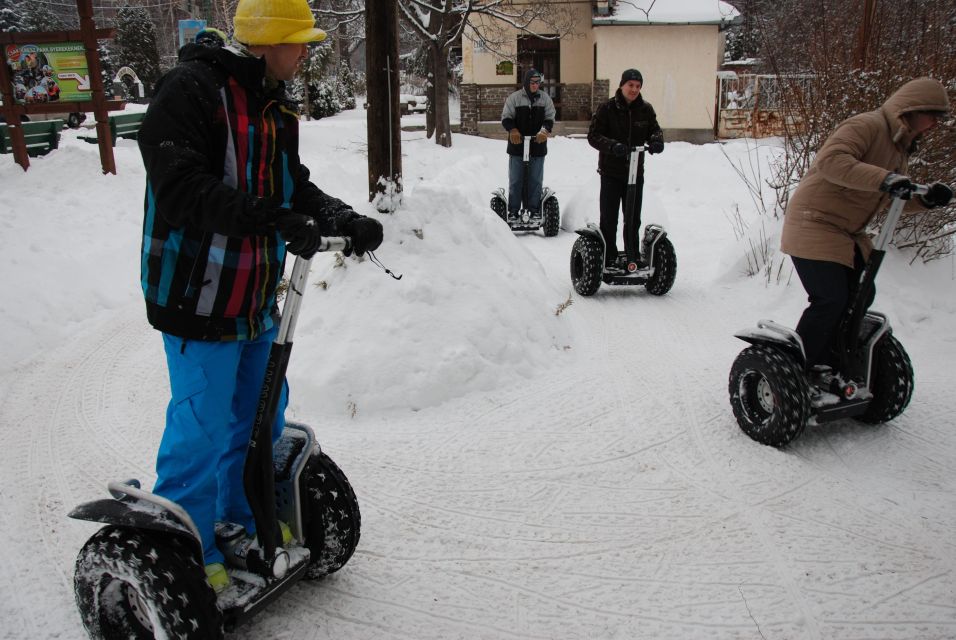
[364,0,402,211]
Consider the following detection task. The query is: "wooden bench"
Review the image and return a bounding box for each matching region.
[79,112,146,146]
[400,97,428,115]
[0,119,64,157]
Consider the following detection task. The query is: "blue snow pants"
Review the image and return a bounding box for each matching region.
[153,326,288,565]
[508,154,544,213]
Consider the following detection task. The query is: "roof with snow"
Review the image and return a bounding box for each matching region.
[593,0,740,26]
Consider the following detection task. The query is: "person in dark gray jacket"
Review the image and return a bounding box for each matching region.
[501,68,556,215]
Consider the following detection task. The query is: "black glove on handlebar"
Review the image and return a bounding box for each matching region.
[344,215,384,257]
[275,212,322,258]
[611,143,629,158]
[647,139,664,155]
[879,173,914,198]
[920,182,954,209]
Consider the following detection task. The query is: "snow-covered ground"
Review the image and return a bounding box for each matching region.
[1,105,955,639]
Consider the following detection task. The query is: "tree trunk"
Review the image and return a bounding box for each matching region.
[853,0,878,70]
[429,43,452,148]
[365,0,402,210]
[425,63,436,139]
[336,18,349,68]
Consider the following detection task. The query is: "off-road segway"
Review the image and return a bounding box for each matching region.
[570,144,677,296]
[728,183,940,447]
[70,237,361,638]
[490,135,560,236]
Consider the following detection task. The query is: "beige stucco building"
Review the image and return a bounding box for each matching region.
[459,0,739,143]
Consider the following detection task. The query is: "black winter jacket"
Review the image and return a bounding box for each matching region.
[588,89,664,180]
[138,43,356,341]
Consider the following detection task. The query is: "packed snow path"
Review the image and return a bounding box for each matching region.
[3,239,955,640]
[0,123,954,639]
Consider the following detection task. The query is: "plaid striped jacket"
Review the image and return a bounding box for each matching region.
[138,43,355,341]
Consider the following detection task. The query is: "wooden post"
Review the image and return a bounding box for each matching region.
[364,0,402,210]
[0,47,30,170]
[77,0,116,174]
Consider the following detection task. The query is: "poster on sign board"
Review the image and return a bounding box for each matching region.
[4,42,92,105]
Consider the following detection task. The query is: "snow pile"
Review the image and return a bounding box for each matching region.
[288,152,575,417]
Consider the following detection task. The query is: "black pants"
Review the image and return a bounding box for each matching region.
[791,247,874,367]
[599,174,643,266]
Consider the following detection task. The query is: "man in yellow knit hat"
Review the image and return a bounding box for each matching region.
[138,0,382,593]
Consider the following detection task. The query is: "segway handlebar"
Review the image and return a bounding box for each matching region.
[874,183,932,251]
[277,236,351,345]
[627,146,649,184]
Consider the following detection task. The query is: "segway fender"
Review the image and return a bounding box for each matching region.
[734,319,807,365]
[574,222,603,242]
[69,481,203,560]
[642,224,666,253]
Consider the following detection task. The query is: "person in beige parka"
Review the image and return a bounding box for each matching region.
[780,77,953,368]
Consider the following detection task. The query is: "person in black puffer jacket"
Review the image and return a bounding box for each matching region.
[588,68,664,270]
[501,68,556,214]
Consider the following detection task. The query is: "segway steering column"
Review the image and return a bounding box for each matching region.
[244,236,351,578]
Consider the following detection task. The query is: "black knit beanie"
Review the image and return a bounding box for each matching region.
[619,68,643,86]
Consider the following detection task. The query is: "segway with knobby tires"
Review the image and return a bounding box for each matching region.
[70,237,361,638]
[570,145,676,296]
[491,135,560,236]
[728,183,943,447]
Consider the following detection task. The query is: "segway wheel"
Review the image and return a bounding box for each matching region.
[490,195,507,221]
[856,334,914,424]
[728,345,811,447]
[301,451,361,579]
[543,198,560,237]
[570,235,604,296]
[74,526,223,639]
[644,236,677,296]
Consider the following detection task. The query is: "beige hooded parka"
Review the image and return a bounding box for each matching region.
[780,78,950,268]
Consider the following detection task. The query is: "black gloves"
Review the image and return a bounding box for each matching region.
[344,215,384,257]
[647,138,664,154]
[275,212,322,258]
[879,173,914,198]
[273,209,384,259]
[920,181,954,209]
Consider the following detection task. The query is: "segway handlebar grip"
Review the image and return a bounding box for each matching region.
[317,236,351,254]
[874,183,932,250]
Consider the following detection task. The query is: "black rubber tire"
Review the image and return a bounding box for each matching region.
[301,451,361,579]
[570,235,604,296]
[543,198,560,237]
[490,195,506,221]
[67,112,82,129]
[729,345,811,447]
[74,527,222,640]
[644,236,677,296]
[856,334,914,424]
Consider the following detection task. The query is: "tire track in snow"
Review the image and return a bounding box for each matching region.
[0,306,162,639]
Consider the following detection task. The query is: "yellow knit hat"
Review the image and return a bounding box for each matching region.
[233,0,327,45]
